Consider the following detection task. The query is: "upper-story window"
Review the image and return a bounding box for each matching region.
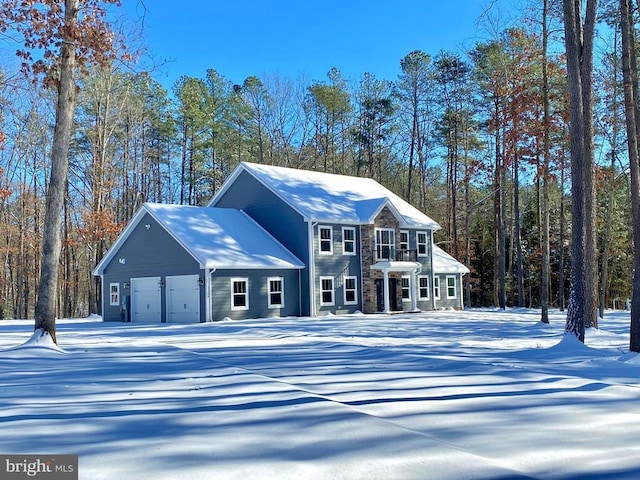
[319,225,333,254]
[399,230,409,252]
[375,228,395,261]
[342,227,356,255]
[417,231,428,257]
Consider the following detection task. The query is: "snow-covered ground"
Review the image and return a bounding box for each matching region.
[2,309,640,480]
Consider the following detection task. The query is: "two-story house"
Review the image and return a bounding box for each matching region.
[93,162,469,323]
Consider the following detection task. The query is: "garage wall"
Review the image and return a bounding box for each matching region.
[100,212,203,322]
[210,268,301,321]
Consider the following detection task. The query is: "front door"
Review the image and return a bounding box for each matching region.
[375,278,399,312]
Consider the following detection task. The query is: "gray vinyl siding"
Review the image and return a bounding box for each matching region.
[209,268,301,321]
[100,212,203,322]
[409,228,435,311]
[212,170,311,314]
[314,223,362,314]
[433,273,463,309]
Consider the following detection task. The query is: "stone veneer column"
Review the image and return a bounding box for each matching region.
[360,206,402,313]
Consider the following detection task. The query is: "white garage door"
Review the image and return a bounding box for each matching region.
[166,274,201,323]
[131,277,162,323]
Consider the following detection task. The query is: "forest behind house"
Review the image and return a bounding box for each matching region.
[0,1,633,321]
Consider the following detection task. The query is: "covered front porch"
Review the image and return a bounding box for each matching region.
[369,260,422,314]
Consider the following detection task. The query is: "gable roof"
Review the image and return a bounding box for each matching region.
[209,162,441,229]
[93,203,304,275]
[432,245,470,274]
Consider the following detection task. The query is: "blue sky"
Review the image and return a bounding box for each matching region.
[127,0,514,89]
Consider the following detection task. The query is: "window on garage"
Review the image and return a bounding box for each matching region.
[231,278,249,310]
[109,283,120,306]
[268,277,284,308]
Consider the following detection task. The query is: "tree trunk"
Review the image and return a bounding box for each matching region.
[562,0,598,342]
[34,0,79,344]
[620,0,640,352]
[540,0,551,323]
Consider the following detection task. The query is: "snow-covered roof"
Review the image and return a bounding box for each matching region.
[93,203,304,275]
[211,162,441,229]
[432,245,470,274]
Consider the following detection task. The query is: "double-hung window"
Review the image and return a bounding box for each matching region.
[401,275,411,302]
[320,277,335,306]
[319,226,333,254]
[375,228,395,261]
[231,278,249,310]
[342,227,356,255]
[109,283,120,306]
[418,276,430,300]
[344,276,358,305]
[446,275,457,299]
[268,277,284,308]
[399,230,409,252]
[417,231,428,257]
[433,276,440,300]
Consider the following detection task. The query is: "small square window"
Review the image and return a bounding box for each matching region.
[109,283,120,306]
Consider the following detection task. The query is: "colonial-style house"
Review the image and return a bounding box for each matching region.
[93,162,469,323]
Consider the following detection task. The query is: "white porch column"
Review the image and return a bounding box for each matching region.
[410,269,419,312]
[382,269,391,313]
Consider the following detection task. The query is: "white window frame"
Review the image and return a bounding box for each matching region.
[343,276,358,305]
[418,275,430,300]
[375,228,395,261]
[319,225,333,255]
[446,275,457,299]
[320,276,335,306]
[417,231,428,257]
[401,275,411,302]
[399,230,409,252]
[231,278,249,311]
[267,277,284,309]
[342,227,356,256]
[109,283,120,306]
[433,276,440,300]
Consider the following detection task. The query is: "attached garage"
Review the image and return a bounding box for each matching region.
[131,277,162,323]
[93,203,304,323]
[166,274,201,323]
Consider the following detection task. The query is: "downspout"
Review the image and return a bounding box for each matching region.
[205,268,215,322]
[100,275,105,320]
[358,225,364,311]
[308,221,317,316]
[430,231,436,311]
